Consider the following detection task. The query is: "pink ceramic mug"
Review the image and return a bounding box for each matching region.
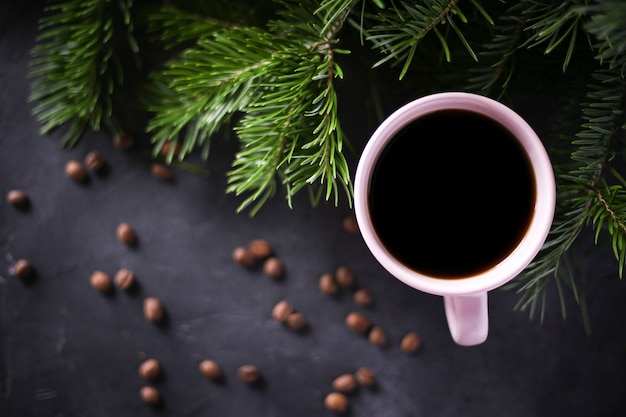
[354,92,556,346]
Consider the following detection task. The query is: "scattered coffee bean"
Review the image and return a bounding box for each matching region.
[324,392,349,414]
[232,246,255,268]
[368,325,388,347]
[151,163,172,181]
[342,214,359,234]
[353,288,373,307]
[65,160,87,183]
[114,268,135,290]
[345,312,371,335]
[401,331,421,353]
[319,273,339,296]
[249,239,272,260]
[199,359,222,380]
[143,297,165,323]
[355,367,376,387]
[332,373,357,394]
[113,132,134,150]
[335,266,355,288]
[90,271,112,293]
[84,151,105,172]
[12,259,33,279]
[116,222,137,246]
[263,256,283,279]
[286,312,307,331]
[272,300,294,323]
[237,364,260,384]
[138,358,161,380]
[139,386,160,405]
[6,189,29,209]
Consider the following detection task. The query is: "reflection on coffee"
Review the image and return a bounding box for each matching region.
[368,109,536,278]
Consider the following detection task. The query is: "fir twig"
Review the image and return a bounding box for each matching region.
[29,0,138,146]
[360,0,491,79]
[507,67,626,320]
[467,7,527,98]
[519,0,588,72]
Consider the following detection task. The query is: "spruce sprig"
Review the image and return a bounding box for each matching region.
[359,0,491,79]
[585,0,626,75]
[507,68,626,322]
[519,0,588,72]
[28,0,137,146]
[144,26,275,162]
[144,0,352,213]
[467,12,526,98]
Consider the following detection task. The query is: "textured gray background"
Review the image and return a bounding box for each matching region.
[1,2,625,417]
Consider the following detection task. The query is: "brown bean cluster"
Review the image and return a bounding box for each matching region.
[233,238,285,280]
[272,300,308,332]
[324,367,377,414]
[319,265,423,353]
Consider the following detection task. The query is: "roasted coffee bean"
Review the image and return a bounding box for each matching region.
[199,359,222,380]
[84,151,105,172]
[286,312,307,331]
[319,273,339,296]
[272,300,294,323]
[368,325,388,347]
[138,358,161,380]
[113,132,134,150]
[355,367,376,387]
[332,374,357,394]
[232,246,255,268]
[114,268,135,290]
[90,271,112,293]
[139,386,160,405]
[12,259,33,279]
[335,266,355,288]
[324,392,349,414]
[342,214,359,234]
[151,163,172,181]
[353,288,373,307]
[263,257,283,279]
[401,331,421,353]
[6,189,29,209]
[143,297,165,323]
[345,312,371,334]
[249,239,272,260]
[116,222,137,246]
[65,160,87,183]
[237,364,260,384]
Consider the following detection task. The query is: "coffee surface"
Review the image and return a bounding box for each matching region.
[368,109,536,278]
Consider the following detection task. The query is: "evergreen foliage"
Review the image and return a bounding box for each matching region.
[28,0,626,321]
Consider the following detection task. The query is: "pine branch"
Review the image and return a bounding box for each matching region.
[141,4,245,51]
[143,0,353,214]
[227,1,353,214]
[589,179,626,278]
[507,67,626,320]
[466,11,526,98]
[29,0,138,146]
[584,0,626,75]
[359,0,492,79]
[519,0,589,72]
[144,26,276,162]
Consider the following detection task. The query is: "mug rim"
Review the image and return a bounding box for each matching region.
[354,92,556,296]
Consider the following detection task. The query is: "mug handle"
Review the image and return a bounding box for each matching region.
[443,293,489,346]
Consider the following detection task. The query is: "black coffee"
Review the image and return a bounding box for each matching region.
[368,109,536,278]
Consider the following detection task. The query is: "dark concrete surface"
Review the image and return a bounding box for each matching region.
[1,3,626,417]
